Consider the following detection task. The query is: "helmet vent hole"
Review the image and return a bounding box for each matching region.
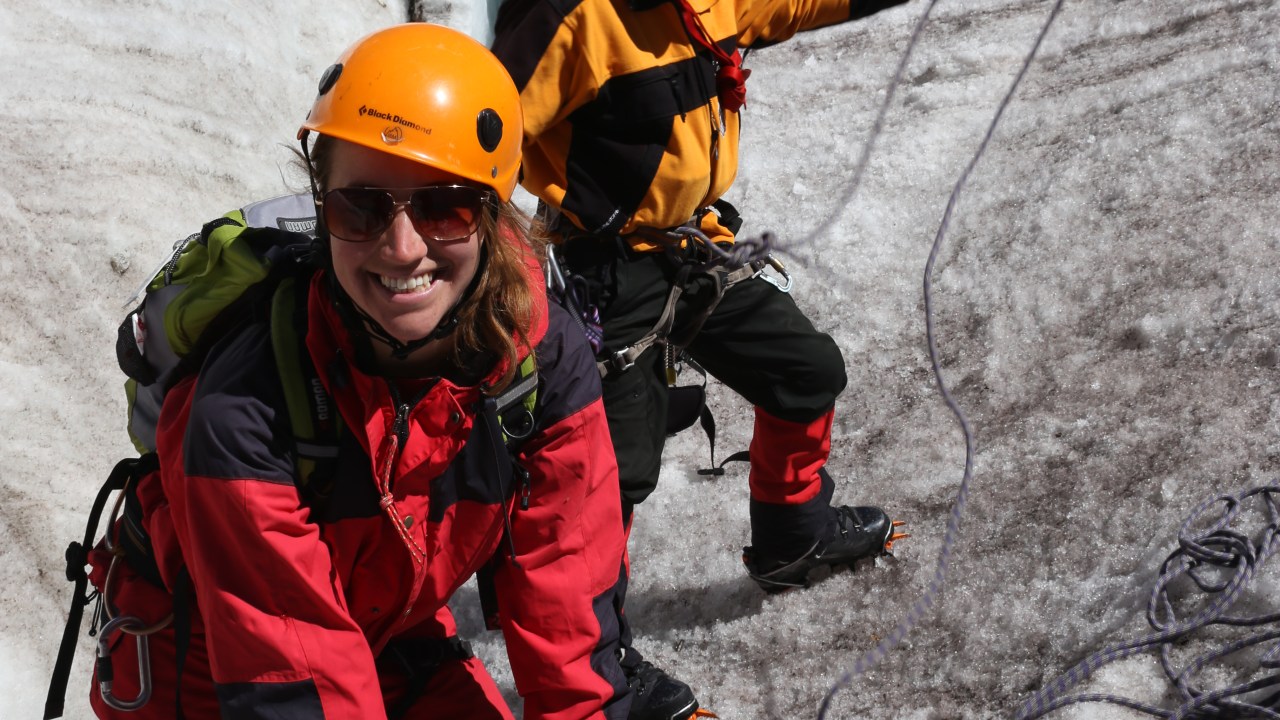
[318,63,343,96]
[477,109,503,153]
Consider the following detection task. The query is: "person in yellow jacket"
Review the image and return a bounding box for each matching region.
[493,2,911,718]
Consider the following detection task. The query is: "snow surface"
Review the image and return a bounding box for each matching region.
[3,0,1278,718]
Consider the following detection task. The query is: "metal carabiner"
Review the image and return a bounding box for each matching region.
[545,244,567,296]
[754,254,794,293]
[97,615,153,712]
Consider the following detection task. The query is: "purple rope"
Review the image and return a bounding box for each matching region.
[816,0,1067,715]
[662,224,776,272]
[1014,483,1280,720]
[800,0,939,251]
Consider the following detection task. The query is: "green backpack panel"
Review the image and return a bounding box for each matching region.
[118,194,318,454]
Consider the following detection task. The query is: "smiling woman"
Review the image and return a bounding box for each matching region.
[314,140,494,377]
[296,24,535,385]
[82,22,633,720]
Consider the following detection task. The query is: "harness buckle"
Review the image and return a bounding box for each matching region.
[606,348,638,375]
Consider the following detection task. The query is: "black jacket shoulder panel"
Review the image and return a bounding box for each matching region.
[531,302,605,428]
[492,0,587,91]
[183,321,296,485]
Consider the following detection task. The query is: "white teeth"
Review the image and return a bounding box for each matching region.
[379,272,433,293]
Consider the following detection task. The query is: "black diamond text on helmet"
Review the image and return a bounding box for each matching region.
[356,105,431,137]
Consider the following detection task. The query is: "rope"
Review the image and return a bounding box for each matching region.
[799,0,939,258]
[813,0,1068,715]
[739,1,1280,715]
[1014,483,1280,719]
[660,224,776,273]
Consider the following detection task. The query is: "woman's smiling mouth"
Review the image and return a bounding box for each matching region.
[378,271,435,294]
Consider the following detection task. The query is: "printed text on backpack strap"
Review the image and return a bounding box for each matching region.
[269,275,343,498]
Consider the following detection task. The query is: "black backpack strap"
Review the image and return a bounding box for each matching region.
[659,354,748,476]
[476,355,540,631]
[45,454,158,720]
[694,402,750,478]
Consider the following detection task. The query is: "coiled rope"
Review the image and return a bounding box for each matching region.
[770,1,1280,717]
[1015,482,1280,719]
[725,0,1276,715]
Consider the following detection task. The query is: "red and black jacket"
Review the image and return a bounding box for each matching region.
[107,264,629,719]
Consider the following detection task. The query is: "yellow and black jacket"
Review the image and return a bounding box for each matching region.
[492,0,907,250]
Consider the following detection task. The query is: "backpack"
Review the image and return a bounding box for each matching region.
[45,194,539,719]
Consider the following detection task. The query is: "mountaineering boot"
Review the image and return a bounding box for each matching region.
[742,505,907,593]
[623,651,702,720]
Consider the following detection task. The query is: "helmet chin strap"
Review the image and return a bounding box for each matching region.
[332,243,490,364]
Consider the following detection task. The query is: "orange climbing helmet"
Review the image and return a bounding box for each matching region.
[299,23,523,202]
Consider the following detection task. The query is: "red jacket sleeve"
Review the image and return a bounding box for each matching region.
[155,329,385,718]
[497,397,627,720]
[491,303,628,720]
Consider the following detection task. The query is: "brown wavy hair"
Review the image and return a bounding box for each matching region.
[301,134,547,393]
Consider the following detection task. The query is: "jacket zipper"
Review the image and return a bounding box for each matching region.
[516,464,531,511]
[379,380,436,570]
[387,380,433,468]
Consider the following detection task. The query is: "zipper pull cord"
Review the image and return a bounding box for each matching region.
[377,392,427,566]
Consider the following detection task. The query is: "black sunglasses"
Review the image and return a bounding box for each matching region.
[318,185,492,243]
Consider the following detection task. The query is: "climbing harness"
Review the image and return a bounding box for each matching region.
[593,224,773,379]
[546,215,788,472]
[551,222,784,381]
